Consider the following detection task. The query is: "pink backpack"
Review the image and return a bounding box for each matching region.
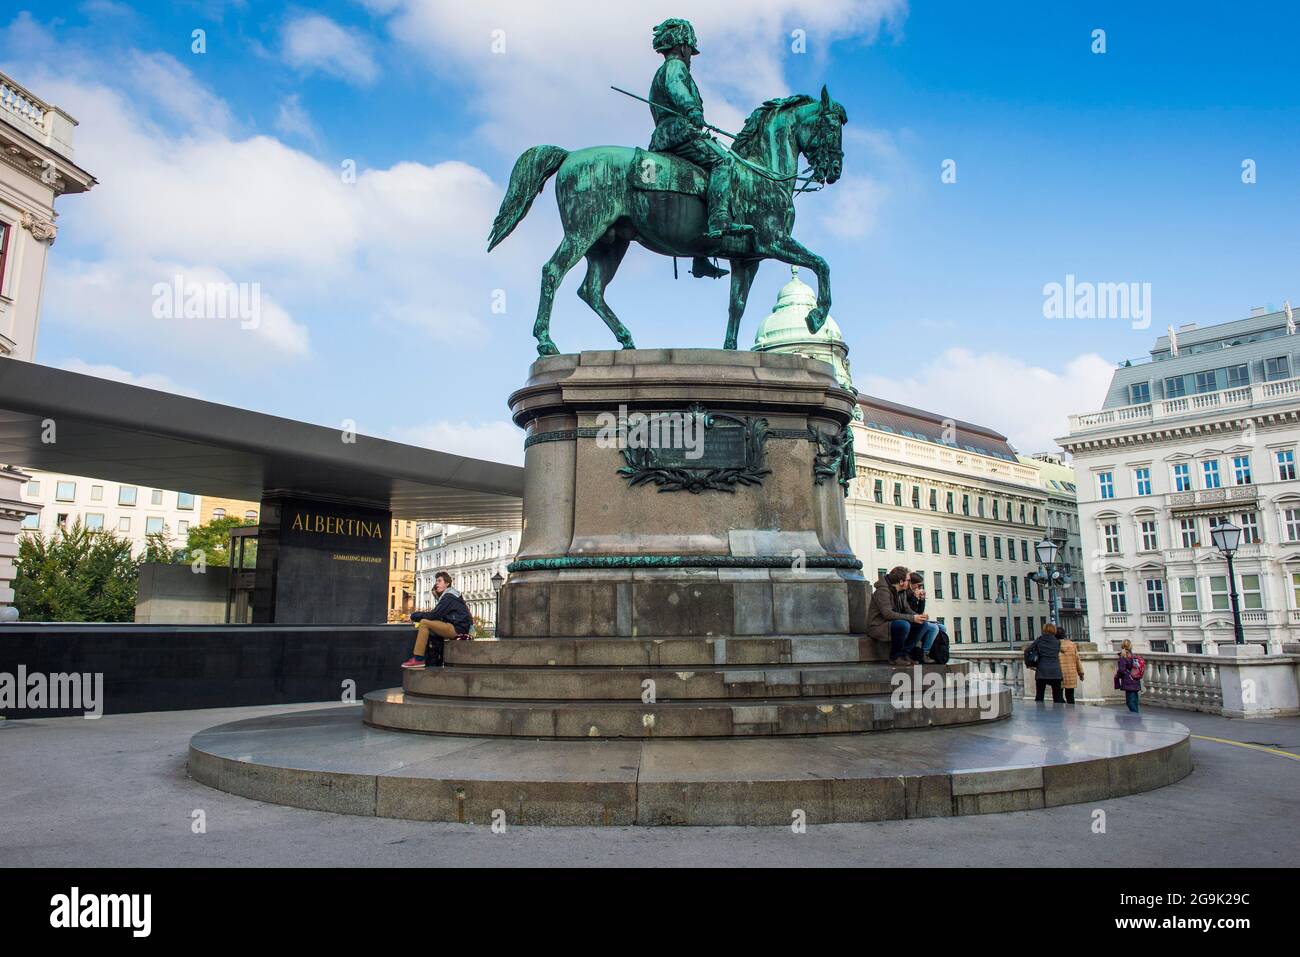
[1130,655,1146,681]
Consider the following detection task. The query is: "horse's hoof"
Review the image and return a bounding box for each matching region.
[536,339,560,356]
[619,341,637,350]
[805,307,826,334]
[723,337,738,350]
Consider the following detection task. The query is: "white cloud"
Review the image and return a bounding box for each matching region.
[282,14,379,85]
[857,348,1115,454]
[392,420,523,465]
[377,1,907,151]
[56,359,203,397]
[274,93,320,146]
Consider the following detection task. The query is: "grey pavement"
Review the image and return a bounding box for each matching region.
[0,701,1295,867]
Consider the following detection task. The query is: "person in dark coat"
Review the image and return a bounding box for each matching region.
[402,571,473,670]
[902,572,941,663]
[1028,623,1064,702]
[866,566,927,666]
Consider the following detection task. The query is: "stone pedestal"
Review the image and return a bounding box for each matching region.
[499,349,865,639]
[1217,643,1300,718]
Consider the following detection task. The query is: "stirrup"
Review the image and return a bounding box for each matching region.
[690,257,728,279]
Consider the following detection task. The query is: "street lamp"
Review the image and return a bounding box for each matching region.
[1034,537,1064,634]
[1209,520,1246,645]
[491,570,505,637]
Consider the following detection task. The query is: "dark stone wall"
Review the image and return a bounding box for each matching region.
[0,623,412,717]
[253,495,391,624]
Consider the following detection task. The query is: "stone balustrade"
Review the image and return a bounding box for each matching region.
[1069,375,1300,433]
[0,73,47,136]
[959,644,1300,718]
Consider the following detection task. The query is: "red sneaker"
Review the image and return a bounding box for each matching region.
[400,657,426,670]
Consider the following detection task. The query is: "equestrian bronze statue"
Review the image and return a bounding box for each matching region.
[487,17,848,356]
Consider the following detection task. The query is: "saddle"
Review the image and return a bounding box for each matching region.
[629,148,707,197]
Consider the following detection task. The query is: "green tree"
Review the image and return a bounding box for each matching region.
[174,516,257,568]
[14,522,141,622]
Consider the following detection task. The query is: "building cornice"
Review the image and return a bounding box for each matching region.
[1059,408,1300,456]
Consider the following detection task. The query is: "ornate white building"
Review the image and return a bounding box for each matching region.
[1060,310,1300,653]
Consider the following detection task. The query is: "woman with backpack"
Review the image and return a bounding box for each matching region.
[1116,638,1143,713]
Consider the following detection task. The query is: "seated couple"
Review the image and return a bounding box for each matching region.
[866,566,944,666]
[401,570,473,670]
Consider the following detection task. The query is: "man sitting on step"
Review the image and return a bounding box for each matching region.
[402,571,473,670]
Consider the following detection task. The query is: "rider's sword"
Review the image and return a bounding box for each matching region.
[609,85,739,139]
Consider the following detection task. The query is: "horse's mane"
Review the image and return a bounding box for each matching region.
[731,94,815,158]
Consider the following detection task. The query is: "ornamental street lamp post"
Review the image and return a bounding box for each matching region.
[1034,537,1062,632]
[491,570,505,637]
[1210,520,1246,645]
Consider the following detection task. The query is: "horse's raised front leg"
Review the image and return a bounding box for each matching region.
[578,234,635,349]
[754,236,831,334]
[724,259,760,350]
[533,234,589,356]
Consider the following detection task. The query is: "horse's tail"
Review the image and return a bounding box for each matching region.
[487,145,568,251]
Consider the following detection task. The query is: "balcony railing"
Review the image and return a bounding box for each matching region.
[1141,653,1224,713]
[0,73,47,138]
[1069,375,1300,434]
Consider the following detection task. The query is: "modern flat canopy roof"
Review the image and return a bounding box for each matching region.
[0,360,524,527]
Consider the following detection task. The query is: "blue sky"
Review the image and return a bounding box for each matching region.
[4,0,1298,461]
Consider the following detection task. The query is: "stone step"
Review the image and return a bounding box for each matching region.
[442,635,889,668]
[362,683,1011,738]
[405,660,968,701]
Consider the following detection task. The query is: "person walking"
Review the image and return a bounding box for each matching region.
[1028,623,1064,702]
[1057,626,1085,704]
[1116,638,1143,713]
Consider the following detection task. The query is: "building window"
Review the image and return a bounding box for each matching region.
[20,513,39,529]
[213,508,225,520]
[1172,463,1191,491]
[950,573,960,600]
[245,510,257,522]
[1194,369,1217,393]
[1209,576,1230,611]
[1265,356,1291,381]
[893,483,902,506]
[1165,375,1187,398]
[55,513,68,528]
[981,575,991,601]
[55,481,76,502]
[947,531,957,555]
[1129,382,1150,405]
[1020,540,1029,563]
[1097,472,1115,500]
[930,529,940,553]
[24,481,39,496]
[933,575,943,599]
[1291,572,1300,609]
[85,513,104,531]
[1240,512,1260,544]
[977,497,986,518]
[992,500,1000,520]
[90,485,103,501]
[1139,519,1158,551]
[1227,364,1249,388]
[966,573,976,599]
[999,618,1008,642]
[119,486,137,506]
[1232,455,1252,485]
[178,520,189,534]
[963,534,973,557]
[1241,574,1263,609]
[953,617,962,643]
[993,538,1002,560]
[969,617,979,642]
[894,526,904,550]
[985,616,994,640]
[961,495,970,516]
[873,479,883,503]
[911,486,921,509]
[929,488,937,511]
[945,491,954,513]
[1178,578,1198,611]
[1019,504,1026,523]
[118,517,131,532]
[875,524,886,549]
[151,489,163,506]
[1276,449,1296,481]
[1202,460,1221,489]
[178,492,195,510]
[1145,579,1166,612]
[1285,508,1300,542]
[978,536,988,559]
[1134,467,1152,496]
[1103,523,1120,554]
[913,528,923,552]
[145,517,165,535]
[1179,517,1197,548]
[1108,580,1128,613]
[1010,576,1019,601]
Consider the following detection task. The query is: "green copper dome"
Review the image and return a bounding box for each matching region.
[751,266,855,396]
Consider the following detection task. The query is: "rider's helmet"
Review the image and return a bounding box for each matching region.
[652,18,700,55]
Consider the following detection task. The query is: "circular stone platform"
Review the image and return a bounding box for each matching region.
[189,703,1191,826]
